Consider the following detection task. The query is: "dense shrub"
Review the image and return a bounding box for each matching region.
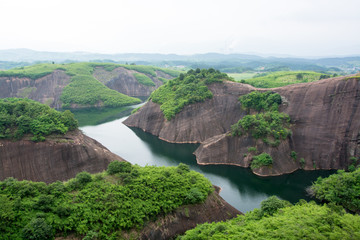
[22,218,54,240]
[0,163,213,239]
[239,91,282,112]
[260,196,289,216]
[150,68,233,120]
[311,168,360,213]
[251,153,273,169]
[107,161,132,175]
[231,91,291,147]
[0,98,78,141]
[231,111,291,142]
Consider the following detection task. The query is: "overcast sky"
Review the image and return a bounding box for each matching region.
[1,0,360,57]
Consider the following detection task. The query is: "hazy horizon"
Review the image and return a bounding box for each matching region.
[1,0,360,57]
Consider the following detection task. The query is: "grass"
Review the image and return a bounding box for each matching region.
[228,72,257,81]
[133,73,155,86]
[243,71,330,88]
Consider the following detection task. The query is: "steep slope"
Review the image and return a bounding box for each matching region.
[124,74,360,176]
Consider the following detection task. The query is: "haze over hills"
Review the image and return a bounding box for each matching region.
[1,48,360,77]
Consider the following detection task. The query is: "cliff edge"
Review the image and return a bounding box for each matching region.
[0,130,125,183]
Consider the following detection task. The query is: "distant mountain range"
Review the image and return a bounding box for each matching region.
[0,48,359,74]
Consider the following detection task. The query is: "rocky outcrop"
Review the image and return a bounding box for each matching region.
[0,130,124,183]
[124,76,360,176]
[0,70,70,108]
[93,67,167,97]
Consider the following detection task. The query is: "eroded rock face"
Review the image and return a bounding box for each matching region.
[0,70,70,108]
[124,76,360,176]
[0,130,125,183]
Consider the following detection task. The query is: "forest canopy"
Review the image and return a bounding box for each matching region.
[0,163,213,239]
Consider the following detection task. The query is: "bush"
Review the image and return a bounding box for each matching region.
[185,188,205,204]
[239,91,282,112]
[22,218,54,240]
[75,171,92,185]
[251,153,273,169]
[107,161,132,175]
[311,168,360,212]
[260,196,287,216]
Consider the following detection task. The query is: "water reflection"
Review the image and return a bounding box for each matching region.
[80,108,334,213]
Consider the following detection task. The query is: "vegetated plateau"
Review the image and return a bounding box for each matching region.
[0,62,180,108]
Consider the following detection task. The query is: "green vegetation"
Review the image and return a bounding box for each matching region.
[239,91,282,112]
[0,98,78,141]
[133,73,155,86]
[60,75,141,108]
[0,62,181,108]
[179,200,360,240]
[0,163,213,239]
[231,91,291,146]
[251,153,273,169]
[290,151,297,160]
[243,71,331,88]
[150,68,233,120]
[231,111,291,142]
[311,167,360,213]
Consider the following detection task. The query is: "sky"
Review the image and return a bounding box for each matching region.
[1,0,360,57]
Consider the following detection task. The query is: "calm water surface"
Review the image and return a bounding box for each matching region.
[77,106,334,213]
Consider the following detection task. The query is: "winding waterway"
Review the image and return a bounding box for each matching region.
[75,105,334,213]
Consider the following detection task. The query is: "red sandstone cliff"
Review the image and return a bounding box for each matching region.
[0,130,125,183]
[124,76,360,176]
